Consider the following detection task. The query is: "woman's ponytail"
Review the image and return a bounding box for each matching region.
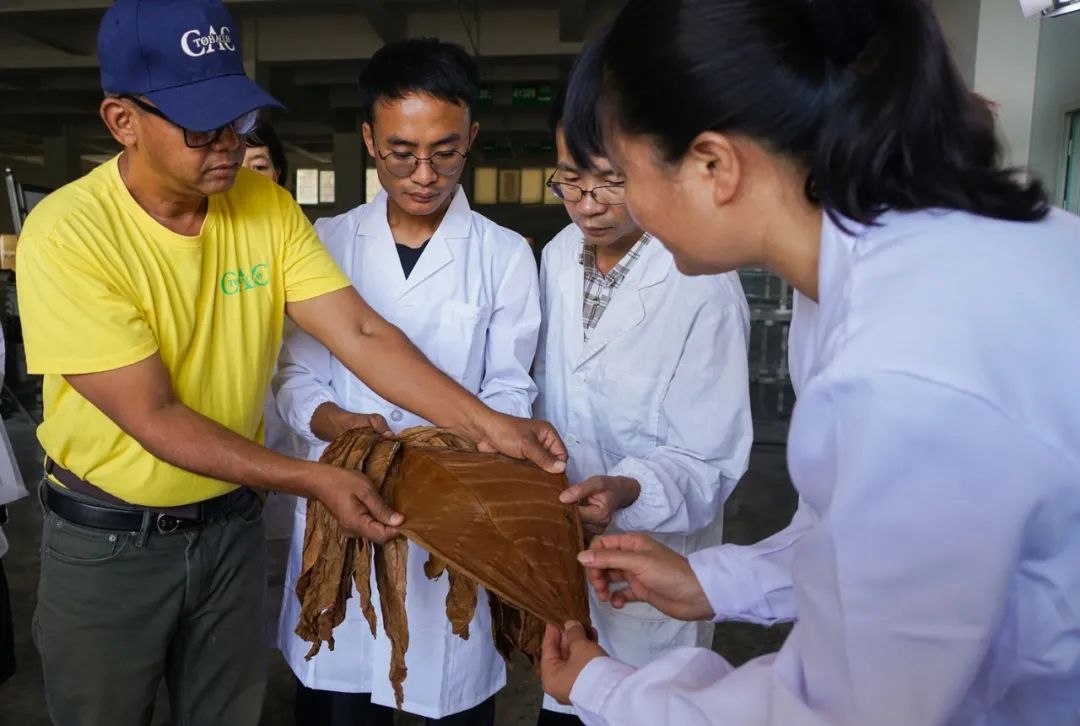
[810,0,1048,223]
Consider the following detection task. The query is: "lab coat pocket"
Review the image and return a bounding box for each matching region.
[595,369,662,456]
[437,300,489,385]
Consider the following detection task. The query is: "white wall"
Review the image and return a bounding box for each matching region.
[935,0,982,87]
[937,0,1080,197]
[1028,10,1080,199]
[972,0,1042,168]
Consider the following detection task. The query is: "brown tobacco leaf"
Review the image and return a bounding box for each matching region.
[346,433,383,638]
[488,594,517,664]
[487,594,546,668]
[423,553,448,580]
[422,553,476,640]
[375,531,410,706]
[445,570,478,640]
[365,437,409,704]
[354,538,377,638]
[294,428,380,657]
[518,612,545,666]
[392,447,591,631]
[295,426,591,708]
[397,427,476,451]
[366,438,403,489]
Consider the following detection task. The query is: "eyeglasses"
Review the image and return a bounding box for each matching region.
[372,137,469,178]
[121,95,261,149]
[546,171,626,206]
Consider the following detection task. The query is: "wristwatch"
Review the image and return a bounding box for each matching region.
[0,505,8,525]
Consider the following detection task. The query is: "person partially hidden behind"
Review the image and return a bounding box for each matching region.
[533,72,753,726]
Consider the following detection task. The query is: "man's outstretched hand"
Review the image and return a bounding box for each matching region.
[472,412,568,475]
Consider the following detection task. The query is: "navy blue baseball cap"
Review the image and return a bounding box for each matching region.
[98,0,284,133]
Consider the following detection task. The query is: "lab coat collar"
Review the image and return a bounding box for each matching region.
[356,187,473,300]
[556,255,586,368]
[790,211,859,390]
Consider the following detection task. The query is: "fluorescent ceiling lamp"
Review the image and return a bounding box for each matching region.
[1021,0,1080,17]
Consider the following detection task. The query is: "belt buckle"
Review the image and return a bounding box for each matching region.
[155,513,181,534]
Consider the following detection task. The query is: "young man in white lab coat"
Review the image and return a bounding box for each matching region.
[273,39,540,725]
[532,86,754,725]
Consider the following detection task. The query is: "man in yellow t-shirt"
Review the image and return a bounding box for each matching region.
[17,2,565,724]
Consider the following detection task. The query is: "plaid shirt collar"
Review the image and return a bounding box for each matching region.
[579,233,651,280]
[579,233,651,340]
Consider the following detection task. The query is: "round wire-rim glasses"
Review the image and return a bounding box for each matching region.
[373,137,470,178]
[545,170,626,206]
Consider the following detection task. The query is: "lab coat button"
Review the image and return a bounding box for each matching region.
[391,410,403,422]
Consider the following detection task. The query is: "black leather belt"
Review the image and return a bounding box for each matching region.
[43,480,254,535]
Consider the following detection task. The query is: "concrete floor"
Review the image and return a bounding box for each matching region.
[0,394,796,726]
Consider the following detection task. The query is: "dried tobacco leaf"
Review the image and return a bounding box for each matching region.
[294,429,380,657]
[488,593,517,665]
[391,447,591,630]
[295,426,591,708]
[445,570,478,640]
[421,553,476,640]
[375,532,410,705]
[397,427,476,450]
[423,553,448,580]
[517,612,545,666]
[367,438,403,489]
[354,538,376,638]
[348,435,382,638]
[365,437,410,704]
[487,593,547,668]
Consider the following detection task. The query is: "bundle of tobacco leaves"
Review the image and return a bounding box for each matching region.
[294,427,591,706]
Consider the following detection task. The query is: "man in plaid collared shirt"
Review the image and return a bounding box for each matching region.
[533,86,752,726]
[580,234,651,341]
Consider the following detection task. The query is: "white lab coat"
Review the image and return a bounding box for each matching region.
[273,188,540,718]
[262,334,311,543]
[568,209,1080,726]
[535,223,752,715]
[0,326,28,559]
[262,348,310,647]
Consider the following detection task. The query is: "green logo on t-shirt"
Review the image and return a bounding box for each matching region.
[220,264,270,296]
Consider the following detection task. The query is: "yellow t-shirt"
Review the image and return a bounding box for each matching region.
[16,156,350,506]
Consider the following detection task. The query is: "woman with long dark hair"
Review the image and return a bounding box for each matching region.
[540,1,1080,724]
